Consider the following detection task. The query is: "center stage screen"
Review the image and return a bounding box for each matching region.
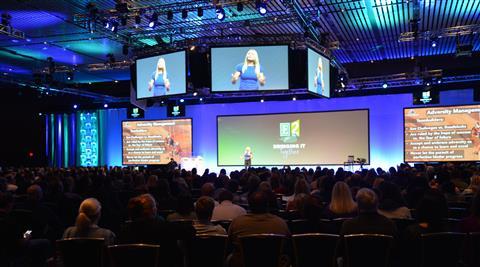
[217,110,369,166]
[122,119,192,165]
[211,45,289,92]
[405,105,480,162]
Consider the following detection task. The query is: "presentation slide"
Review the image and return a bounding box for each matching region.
[122,119,192,165]
[307,48,330,98]
[136,51,186,99]
[211,45,289,92]
[217,110,369,166]
[405,105,480,162]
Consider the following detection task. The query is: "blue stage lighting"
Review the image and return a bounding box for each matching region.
[256,0,267,15]
[382,82,388,89]
[149,13,158,28]
[73,104,78,109]
[216,7,225,21]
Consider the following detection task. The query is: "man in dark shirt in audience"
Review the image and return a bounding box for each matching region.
[118,194,195,267]
[341,188,397,236]
[228,191,290,267]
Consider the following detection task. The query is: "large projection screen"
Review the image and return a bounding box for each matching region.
[122,119,192,165]
[405,105,480,162]
[217,110,370,166]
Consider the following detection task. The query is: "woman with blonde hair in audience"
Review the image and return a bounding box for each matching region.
[323,181,357,219]
[63,198,115,245]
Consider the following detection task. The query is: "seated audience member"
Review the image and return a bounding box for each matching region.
[119,194,196,267]
[402,190,448,267]
[193,197,227,235]
[259,181,280,212]
[284,178,310,203]
[377,182,411,219]
[440,180,463,203]
[323,182,358,219]
[459,191,480,233]
[63,198,115,245]
[228,191,290,267]
[167,194,197,221]
[197,183,219,206]
[462,174,480,197]
[340,188,396,236]
[212,189,246,221]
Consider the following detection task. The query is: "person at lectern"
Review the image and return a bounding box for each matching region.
[148,57,170,96]
[243,146,253,169]
[231,49,266,90]
[313,57,325,95]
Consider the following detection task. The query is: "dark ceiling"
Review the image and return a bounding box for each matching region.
[0,0,479,97]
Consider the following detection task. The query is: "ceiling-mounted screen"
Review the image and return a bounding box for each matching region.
[211,45,289,92]
[307,48,331,98]
[136,51,186,99]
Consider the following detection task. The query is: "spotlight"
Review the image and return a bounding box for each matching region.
[104,20,110,29]
[103,103,108,108]
[199,98,203,102]
[216,7,225,21]
[292,97,297,101]
[180,99,185,103]
[437,78,442,84]
[431,40,437,48]
[237,2,244,12]
[110,21,119,32]
[167,10,173,21]
[73,104,78,109]
[189,45,196,51]
[260,98,264,103]
[149,13,158,28]
[197,7,203,17]
[66,71,74,81]
[193,91,198,96]
[382,82,388,89]
[38,113,43,116]
[256,0,267,15]
[182,9,188,19]
[135,14,141,24]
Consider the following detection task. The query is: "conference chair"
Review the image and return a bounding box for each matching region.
[212,220,232,231]
[292,233,339,267]
[344,234,394,267]
[448,207,468,220]
[187,234,227,267]
[421,232,466,267]
[239,234,287,267]
[392,218,416,234]
[108,244,160,267]
[56,238,105,267]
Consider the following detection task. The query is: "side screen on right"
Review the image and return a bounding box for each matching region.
[218,110,369,166]
[307,48,330,98]
[405,105,480,162]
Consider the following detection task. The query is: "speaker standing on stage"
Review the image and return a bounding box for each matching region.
[243,147,253,169]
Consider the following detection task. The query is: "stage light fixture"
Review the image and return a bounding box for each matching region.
[189,45,196,51]
[180,99,185,103]
[382,82,388,89]
[197,7,203,17]
[135,14,141,24]
[167,10,173,20]
[237,2,244,12]
[110,21,119,32]
[73,104,78,109]
[431,40,437,48]
[292,97,297,101]
[216,7,225,21]
[120,16,127,26]
[256,0,267,15]
[104,20,110,29]
[199,98,203,102]
[149,13,158,28]
[182,9,188,19]
[193,91,198,96]
[66,71,74,81]
[104,103,108,108]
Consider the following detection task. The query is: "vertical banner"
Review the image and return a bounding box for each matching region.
[77,111,99,166]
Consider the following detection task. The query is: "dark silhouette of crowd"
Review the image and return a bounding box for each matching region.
[1,162,480,266]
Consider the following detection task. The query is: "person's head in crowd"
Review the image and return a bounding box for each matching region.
[356,188,378,213]
[440,180,457,195]
[227,179,239,194]
[27,184,43,202]
[378,181,406,211]
[218,189,234,203]
[467,174,480,193]
[128,194,157,219]
[176,194,195,215]
[259,181,272,193]
[195,196,215,222]
[248,191,269,214]
[294,178,310,195]
[247,175,261,193]
[416,189,448,230]
[0,178,7,192]
[201,183,215,198]
[330,181,357,214]
[157,178,172,197]
[0,191,13,213]
[76,198,102,232]
[147,175,158,188]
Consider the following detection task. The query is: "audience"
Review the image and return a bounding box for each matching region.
[193,196,227,235]
[459,191,480,233]
[167,194,197,221]
[212,189,246,221]
[63,198,115,245]
[377,181,411,219]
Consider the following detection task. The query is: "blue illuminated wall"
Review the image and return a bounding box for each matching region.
[48,89,476,170]
[77,112,99,167]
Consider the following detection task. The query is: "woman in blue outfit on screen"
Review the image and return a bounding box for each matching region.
[231,49,266,90]
[148,57,170,96]
[313,57,324,95]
